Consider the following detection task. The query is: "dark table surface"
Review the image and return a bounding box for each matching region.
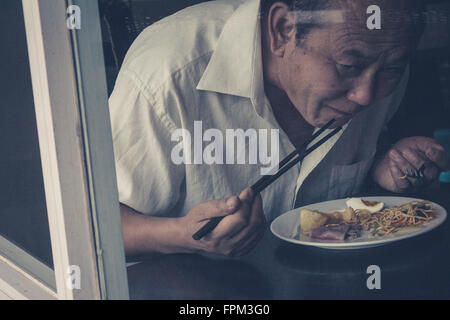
[127,183,450,300]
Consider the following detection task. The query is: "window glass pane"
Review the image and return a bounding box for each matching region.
[101,0,450,300]
[0,0,53,269]
[99,0,210,95]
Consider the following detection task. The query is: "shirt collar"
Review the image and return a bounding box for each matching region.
[196,0,266,110]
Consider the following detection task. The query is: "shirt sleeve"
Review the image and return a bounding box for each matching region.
[109,71,185,216]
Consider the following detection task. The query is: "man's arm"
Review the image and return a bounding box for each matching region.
[120,204,193,256]
[119,188,266,258]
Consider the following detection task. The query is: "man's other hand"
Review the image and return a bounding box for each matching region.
[373,136,450,193]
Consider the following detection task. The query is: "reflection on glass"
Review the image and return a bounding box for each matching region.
[0,0,53,268]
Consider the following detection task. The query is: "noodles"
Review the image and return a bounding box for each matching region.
[355,201,435,236]
[299,199,437,241]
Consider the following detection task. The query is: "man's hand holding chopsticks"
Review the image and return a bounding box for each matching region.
[179,188,266,257]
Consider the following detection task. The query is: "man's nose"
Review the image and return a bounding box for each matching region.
[346,72,376,107]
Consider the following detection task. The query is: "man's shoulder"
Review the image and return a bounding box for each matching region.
[119,0,244,95]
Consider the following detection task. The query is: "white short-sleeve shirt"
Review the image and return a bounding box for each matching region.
[109,0,408,221]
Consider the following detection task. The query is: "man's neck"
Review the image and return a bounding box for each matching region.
[264,83,314,150]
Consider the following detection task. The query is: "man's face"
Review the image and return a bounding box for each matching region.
[277,3,421,128]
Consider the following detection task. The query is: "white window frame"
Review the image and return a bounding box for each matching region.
[0,0,128,300]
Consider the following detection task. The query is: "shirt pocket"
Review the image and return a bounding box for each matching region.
[327,153,376,200]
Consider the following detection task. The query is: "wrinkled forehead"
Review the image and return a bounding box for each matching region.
[329,27,417,65]
[293,0,424,58]
[292,0,425,36]
[343,0,425,33]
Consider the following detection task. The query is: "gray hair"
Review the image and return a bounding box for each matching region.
[260,0,333,40]
[260,0,427,41]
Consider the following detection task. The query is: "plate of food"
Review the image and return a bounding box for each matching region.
[270,197,447,249]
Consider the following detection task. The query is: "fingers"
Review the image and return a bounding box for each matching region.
[399,148,438,184]
[239,187,256,204]
[232,194,264,240]
[226,194,266,253]
[400,147,428,171]
[388,150,412,192]
[209,188,256,239]
[389,149,422,190]
[389,144,444,191]
[202,190,265,256]
[408,137,449,171]
[414,137,444,153]
[231,213,266,256]
[209,208,248,240]
[365,137,447,194]
[196,196,241,221]
[231,227,266,257]
[425,146,450,171]
[396,146,436,178]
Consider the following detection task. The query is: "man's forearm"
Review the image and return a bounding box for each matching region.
[120,204,195,256]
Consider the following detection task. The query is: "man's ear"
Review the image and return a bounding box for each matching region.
[266,2,296,57]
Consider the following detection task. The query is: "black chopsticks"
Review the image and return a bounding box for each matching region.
[192,119,342,240]
[250,119,339,193]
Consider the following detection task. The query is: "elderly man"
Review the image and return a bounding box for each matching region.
[109,0,449,257]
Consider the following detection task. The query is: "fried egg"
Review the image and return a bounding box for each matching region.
[346,198,384,213]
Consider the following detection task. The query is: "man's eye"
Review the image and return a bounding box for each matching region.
[339,64,357,70]
[381,66,405,74]
[336,63,363,76]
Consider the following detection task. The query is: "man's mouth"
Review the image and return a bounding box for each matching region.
[325,105,355,118]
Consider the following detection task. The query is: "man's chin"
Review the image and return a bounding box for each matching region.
[315,116,351,129]
[334,116,352,127]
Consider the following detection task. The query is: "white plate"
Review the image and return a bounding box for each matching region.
[270,197,447,250]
